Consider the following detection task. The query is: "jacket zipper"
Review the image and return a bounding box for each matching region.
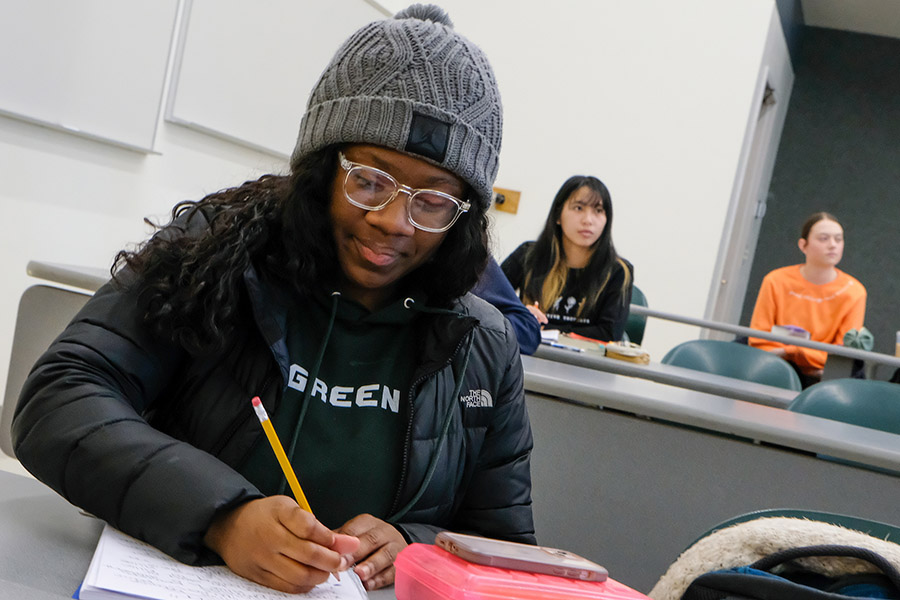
[388,333,470,518]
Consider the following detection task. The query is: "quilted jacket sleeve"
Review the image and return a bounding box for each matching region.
[12,264,263,566]
[472,257,541,354]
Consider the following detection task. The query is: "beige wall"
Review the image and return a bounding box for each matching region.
[429,0,789,358]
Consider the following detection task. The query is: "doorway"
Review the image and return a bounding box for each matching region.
[705,76,779,337]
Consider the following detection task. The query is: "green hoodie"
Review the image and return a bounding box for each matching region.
[240,290,420,528]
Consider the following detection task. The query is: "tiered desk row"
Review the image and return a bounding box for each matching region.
[1,262,899,597]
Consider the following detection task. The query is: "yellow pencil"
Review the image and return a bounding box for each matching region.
[251,396,313,514]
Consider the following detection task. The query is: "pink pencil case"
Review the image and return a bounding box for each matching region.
[395,543,650,600]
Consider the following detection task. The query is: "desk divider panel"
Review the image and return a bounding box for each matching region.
[525,392,900,594]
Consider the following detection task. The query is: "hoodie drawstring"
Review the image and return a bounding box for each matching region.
[277,291,341,497]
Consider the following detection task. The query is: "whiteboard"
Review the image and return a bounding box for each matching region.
[166,0,389,158]
[0,0,179,152]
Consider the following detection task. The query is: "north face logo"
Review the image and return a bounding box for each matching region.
[460,389,493,408]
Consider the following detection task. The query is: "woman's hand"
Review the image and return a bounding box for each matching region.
[204,496,359,593]
[526,302,548,325]
[337,513,408,590]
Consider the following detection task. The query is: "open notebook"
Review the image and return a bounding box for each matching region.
[78,524,367,600]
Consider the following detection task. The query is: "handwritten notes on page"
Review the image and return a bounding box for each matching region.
[79,524,368,600]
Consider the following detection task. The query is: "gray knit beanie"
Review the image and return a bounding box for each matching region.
[291,4,502,209]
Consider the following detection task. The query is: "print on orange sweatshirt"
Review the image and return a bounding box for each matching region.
[749,265,866,373]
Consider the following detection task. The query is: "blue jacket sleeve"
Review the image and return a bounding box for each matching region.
[472,257,541,354]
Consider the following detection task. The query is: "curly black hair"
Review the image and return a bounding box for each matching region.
[113,146,489,354]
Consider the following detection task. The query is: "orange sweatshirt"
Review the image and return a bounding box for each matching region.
[749,265,866,373]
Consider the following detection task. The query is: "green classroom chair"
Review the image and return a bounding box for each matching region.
[788,378,900,435]
[624,285,648,345]
[654,508,900,598]
[661,339,802,391]
[688,508,900,548]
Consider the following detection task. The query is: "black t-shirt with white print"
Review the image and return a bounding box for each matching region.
[501,241,633,341]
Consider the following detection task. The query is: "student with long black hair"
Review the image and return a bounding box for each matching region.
[502,175,633,341]
[12,5,534,594]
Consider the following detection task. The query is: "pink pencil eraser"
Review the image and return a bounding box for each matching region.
[251,396,261,406]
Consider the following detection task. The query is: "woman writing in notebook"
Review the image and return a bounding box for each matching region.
[501,175,633,342]
[749,212,866,387]
[13,6,534,594]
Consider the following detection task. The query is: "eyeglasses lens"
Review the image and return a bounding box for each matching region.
[345,167,393,208]
[345,166,459,231]
[408,193,458,230]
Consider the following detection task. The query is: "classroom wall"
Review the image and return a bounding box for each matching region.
[0,0,786,399]
[431,0,786,360]
[740,27,900,360]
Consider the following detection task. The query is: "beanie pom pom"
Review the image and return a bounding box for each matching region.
[394,4,454,28]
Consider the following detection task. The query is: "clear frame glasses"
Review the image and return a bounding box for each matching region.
[338,152,470,233]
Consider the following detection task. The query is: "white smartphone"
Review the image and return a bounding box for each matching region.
[434,531,608,581]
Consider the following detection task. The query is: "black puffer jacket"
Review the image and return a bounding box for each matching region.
[13,259,535,566]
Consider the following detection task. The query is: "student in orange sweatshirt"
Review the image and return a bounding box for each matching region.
[749,212,866,387]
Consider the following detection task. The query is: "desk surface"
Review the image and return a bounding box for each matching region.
[522,355,900,474]
[0,470,393,599]
[533,343,799,408]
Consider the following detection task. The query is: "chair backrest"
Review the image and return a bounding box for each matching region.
[687,508,900,550]
[661,339,802,391]
[788,378,900,435]
[624,285,647,345]
[1,285,91,458]
[655,508,900,600]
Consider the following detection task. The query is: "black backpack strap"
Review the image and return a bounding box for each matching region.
[750,545,900,592]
